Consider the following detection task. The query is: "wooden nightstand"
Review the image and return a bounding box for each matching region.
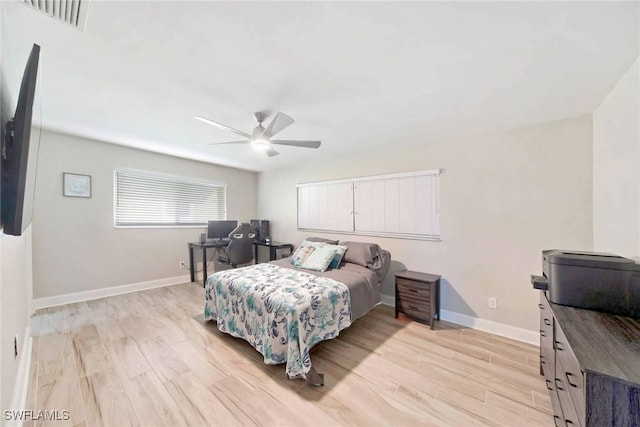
[395,270,441,329]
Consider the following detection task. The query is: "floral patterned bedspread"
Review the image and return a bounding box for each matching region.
[204,263,351,379]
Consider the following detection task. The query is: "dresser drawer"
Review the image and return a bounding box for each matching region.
[555,352,582,426]
[542,363,567,427]
[555,322,585,425]
[540,352,554,385]
[541,360,556,394]
[550,390,565,427]
[539,293,555,363]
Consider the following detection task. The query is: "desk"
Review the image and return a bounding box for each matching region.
[254,241,294,262]
[188,241,227,284]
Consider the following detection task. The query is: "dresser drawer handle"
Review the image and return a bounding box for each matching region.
[545,379,553,391]
[540,330,546,337]
[544,319,551,326]
[540,355,546,365]
[553,416,562,427]
[555,340,564,351]
[408,289,418,293]
[555,378,564,391]
[407,305,419,311]
[565,420,574,425]
[538,303,544,309]
[566,372,579,388]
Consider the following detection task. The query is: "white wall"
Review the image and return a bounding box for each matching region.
[0,231,32,411]
[0,7,33,412]
[593,58,640,260]
[258,116,593,332]
[32,130,257,299]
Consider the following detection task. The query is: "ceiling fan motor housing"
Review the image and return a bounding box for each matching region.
[253,111,268,124]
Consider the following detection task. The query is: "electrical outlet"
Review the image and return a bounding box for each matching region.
[14,335,18,358]
[488,297,498,309]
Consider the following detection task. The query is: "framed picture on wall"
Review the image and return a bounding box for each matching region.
[63,173,91,198]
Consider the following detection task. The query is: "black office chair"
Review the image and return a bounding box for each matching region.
[217,223,256,268]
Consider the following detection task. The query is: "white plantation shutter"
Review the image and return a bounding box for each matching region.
[297,181,353,232]
[113,168,226,227]
[297,170,440,240]
[354,171,440,239]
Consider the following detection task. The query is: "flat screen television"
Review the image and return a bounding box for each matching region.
[207,220,238,240]
[1,43,41,236]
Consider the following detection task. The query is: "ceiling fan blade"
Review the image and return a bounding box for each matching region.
[271,140,321,149]
[195,116,251,138]
[208,140,251,145]
[262,112,294,139]
[265,146,280,157]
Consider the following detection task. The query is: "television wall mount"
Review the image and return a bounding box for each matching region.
[3,119,15,161]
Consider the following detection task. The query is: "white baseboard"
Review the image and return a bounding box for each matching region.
[33,275,191,310]
[7,326,32,427]
[380,294,539,345]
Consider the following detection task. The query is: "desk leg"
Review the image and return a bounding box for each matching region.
[189,246,195,282]
[270,246,277,261]
[202,247,208,287]
[254,244,258,264]
[435,279,440,320]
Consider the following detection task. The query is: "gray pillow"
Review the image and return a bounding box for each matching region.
[306,236,339,245]
[339,241,381,267]
[339,241,391,282]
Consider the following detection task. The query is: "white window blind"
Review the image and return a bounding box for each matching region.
[297,170,440,240]
[113,168,226,227]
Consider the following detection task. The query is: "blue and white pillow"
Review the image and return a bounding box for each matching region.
[300,245,338,272]
[328,245,347,269]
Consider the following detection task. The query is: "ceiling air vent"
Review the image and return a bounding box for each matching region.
[22,0,90,31]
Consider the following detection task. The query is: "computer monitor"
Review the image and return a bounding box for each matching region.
[207,220,238,241]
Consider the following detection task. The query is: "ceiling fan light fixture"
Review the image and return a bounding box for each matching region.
[251,139,270,151]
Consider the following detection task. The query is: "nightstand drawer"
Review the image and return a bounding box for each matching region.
[396,278,432,300]
[398,301,430,321]
[398,295,430,310]
[397,297,429,313]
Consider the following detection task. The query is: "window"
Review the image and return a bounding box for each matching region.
[113,168,226,227]
[297,170,440,240]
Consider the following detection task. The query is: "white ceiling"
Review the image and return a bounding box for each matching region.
[1,1,638,172]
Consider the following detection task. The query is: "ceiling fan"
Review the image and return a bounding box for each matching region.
[195,111,321,157]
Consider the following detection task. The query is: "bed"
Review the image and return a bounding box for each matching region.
[204,239,391,384]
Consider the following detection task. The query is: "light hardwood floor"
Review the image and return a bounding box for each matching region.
[26,283,552,426]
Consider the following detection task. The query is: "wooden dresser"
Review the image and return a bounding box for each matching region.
[538,291,640,426]
[395,270,440,329]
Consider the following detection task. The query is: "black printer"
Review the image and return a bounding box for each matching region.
[531,250,640,317]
